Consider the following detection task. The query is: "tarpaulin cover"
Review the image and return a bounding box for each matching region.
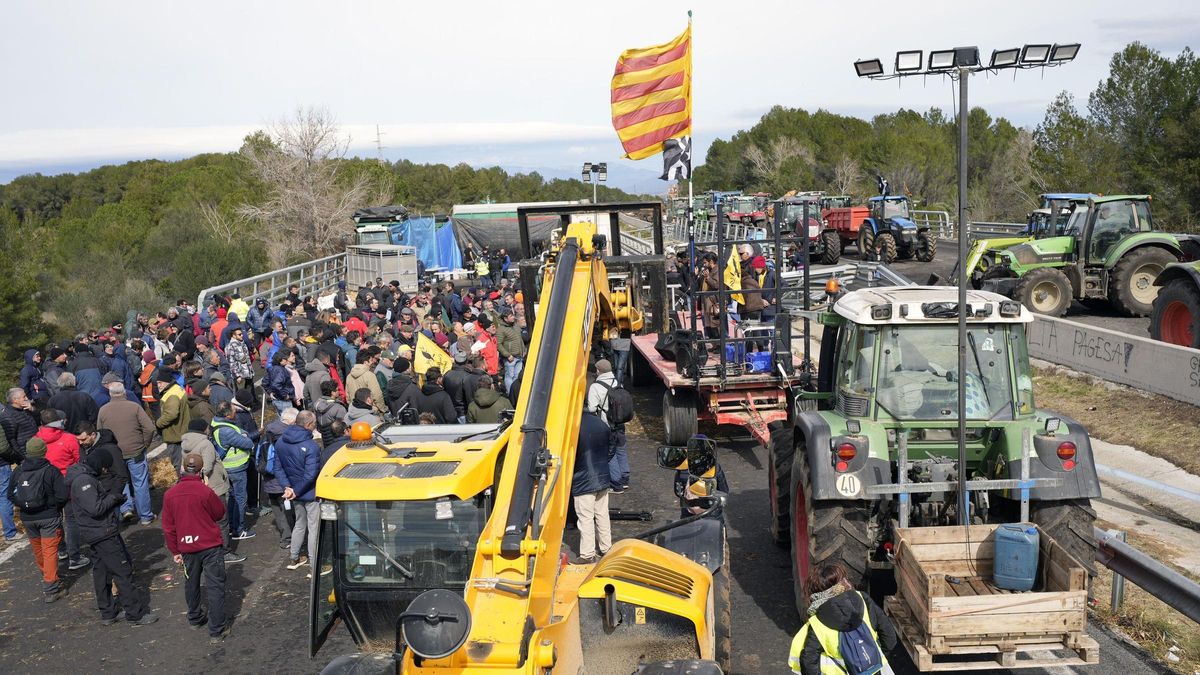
[451,214,562,259]
[389,218,463,270]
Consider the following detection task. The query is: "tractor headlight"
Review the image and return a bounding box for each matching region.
[871,304,892,320]
[999,301,1021,317]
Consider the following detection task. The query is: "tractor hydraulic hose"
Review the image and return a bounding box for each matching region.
[500,239,580,555]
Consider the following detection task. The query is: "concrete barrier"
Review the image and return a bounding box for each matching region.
[1027,315,1200,405]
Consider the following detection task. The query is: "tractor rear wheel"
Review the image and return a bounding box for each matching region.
[857,227,875,260]
[767,422,794,545]
[1111,247,1177,317]
[712,538,732,672]
[663,389,698,446]
[1150,277,1200,347]
[1030,498,1098,576]
[916,230,937,262]
[875,233,898,264]
[790,444,870,616]
[1015,267,1072,317]
[819,230,841,264]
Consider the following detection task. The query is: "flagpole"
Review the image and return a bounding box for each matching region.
[686,9,697,333]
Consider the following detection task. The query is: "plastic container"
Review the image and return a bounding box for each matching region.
[724,343,745,364]
[992,523,1040,591]
[746,352,772,373]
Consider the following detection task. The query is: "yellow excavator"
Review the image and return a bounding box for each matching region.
[314,219,728,675]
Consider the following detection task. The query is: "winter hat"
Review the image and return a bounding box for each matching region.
[188,418,209,433]
[143,350,157,364]
[84,448,112,473]
[454,352,468,364]
[195,336,209,347]
[48,346,66,361]
[216,307,227,319]
[101,372,122,385]
[596,359,613,374]
[209,372,226,383]
[25,438,48,459]
[476,316,492,330]
[395,356,412,373]
[751,256,767,270]
[156,369,177,383]
[235,389,256,410]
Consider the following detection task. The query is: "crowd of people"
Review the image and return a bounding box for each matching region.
[666,243,781,351]
[0,268,644,641]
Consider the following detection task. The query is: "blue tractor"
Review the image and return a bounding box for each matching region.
[857,195,936,264]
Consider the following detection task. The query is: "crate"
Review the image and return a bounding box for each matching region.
[889,524,1099,671]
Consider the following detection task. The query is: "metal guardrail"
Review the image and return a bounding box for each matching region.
[196,252,347,310]
[1095,527,1200,624]
[911,210,954,239]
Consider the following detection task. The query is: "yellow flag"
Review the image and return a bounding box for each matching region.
[724,248,744,305]
[414,332,452,376]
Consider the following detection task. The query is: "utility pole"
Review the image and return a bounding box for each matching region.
[375,125,387,164]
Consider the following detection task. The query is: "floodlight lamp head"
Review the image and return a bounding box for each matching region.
[928,49,956,71]
[895,50,923,73]
[597,162,607,182]
[990,48,1021,68]
[854,58,884,77]
[954,46,980,68]
[582,162,591,182]
[1050,43,1080,62]
[1021,44,1051,64]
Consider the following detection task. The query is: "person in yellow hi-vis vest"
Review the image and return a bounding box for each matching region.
[788,564,898,675]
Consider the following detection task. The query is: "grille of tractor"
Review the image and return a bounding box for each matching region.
[594,556,695,599]
[836,392,868,417]
[336,462,459,480]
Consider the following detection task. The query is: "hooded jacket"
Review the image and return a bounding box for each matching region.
[156,382,190,443]
[303,359,331,407]
[495,320,525,360]
[110,343,138,399]
[188,392,215,425]
[181,430,229,497]
[467,387,513,424]
[8,456,68,521]
[418,382,457,424]
[48,386,99,436]
[385,373,425,418]
[314,397,348,441]
[162,473,225,555]
[266,362,295,402]
[41,360,67,398]
[345,363,387,416]
[246,300,272,334]
[19,349,47,400]
[98,395,156,460]
[67,351,108,405]
[38,426,80,476]
[67,460,123,544]
[82,429,130,499]
[795,589,898,675]
[274,424,320,502]
[344,403,381,427]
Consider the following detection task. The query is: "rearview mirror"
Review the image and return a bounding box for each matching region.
[657,445,687,470]
[686,436,717,478]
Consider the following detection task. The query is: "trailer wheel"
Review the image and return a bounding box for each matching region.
[818,230,841,264]
[1030,498,1098,576]
[1015,267,1072,317]
[875,233,898,264]
[663,389,698,446]
[791,444,870,616]
[1150,277,1200,347]
[712,538,732,672]
[916,230,937,262]
[767,422,794,545]
[1110,247,1176,317]
[857,227,876,260]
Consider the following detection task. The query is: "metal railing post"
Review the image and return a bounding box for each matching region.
[1111,529,1127,612]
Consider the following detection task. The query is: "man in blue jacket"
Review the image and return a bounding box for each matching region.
[276,410,320,573]
[209,402,257,542]
[19,349,47,402]
[571,410,613,564]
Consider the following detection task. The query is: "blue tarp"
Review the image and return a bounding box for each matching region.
[389,218,463,270]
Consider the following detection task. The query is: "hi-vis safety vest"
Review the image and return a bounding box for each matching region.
[210,420,250,471]
[787,592,888,675]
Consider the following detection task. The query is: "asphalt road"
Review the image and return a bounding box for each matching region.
[871,244,1154,340]
[0,380,1173,674]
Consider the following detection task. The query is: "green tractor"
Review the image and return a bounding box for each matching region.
[981,195,1199,317]
[767,285,1101,614]
[1150,261,1200,348]
[957,193,1094,287]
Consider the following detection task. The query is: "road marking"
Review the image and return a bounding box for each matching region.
[0,538,30,566]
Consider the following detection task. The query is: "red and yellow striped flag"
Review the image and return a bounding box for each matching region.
[610,24,692,161]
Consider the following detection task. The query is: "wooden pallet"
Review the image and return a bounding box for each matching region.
[887,596,1100,671]
[888,524,1099,671]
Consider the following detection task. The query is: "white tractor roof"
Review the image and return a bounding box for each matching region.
[833,286,1033,325]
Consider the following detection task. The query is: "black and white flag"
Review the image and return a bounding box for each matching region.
[661,136,692,181]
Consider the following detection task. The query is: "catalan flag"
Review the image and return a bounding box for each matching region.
[611,24,692,161]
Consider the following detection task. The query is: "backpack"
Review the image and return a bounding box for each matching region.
[257,442,276,476]
[596,380,634,426]
[13,467,50,513]
[837,610,884,675]
[398,403,420,426]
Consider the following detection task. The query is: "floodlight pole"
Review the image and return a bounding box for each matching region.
[955,66,970,527]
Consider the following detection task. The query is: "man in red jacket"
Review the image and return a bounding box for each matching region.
[162,453,229,644]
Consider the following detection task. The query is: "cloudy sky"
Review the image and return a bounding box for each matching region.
[1,0,1196,187]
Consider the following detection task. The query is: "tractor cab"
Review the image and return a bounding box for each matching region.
[869,195,912,222]
[820,195,853,213]
[309,422,507,658]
